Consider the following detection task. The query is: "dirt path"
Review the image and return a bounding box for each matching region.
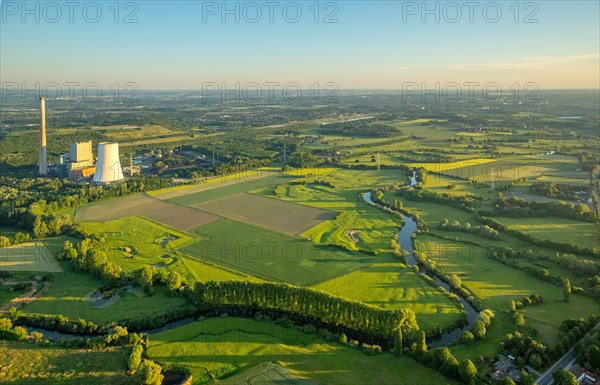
[0,281,51,312]
[346,230,362,243]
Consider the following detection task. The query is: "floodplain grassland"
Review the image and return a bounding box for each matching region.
[22,270,189,325]
[178,255,263,283]
[0,341,129,385]
[415,235,599,344]
[148,317,460,385]
[313,262,464,331]
[492,216,599,250]
[75,216,196,275]
[181,218,374,286]
[257,171,464,330]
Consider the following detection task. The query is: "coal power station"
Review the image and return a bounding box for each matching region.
[38,98,125,184]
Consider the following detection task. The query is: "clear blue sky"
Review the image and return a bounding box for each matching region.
[2,1,599,89]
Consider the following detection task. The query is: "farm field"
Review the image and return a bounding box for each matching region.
[75,216,196,275]
[76,194,219,231]
[0,341,129,385]
[492,216,599,250]
[218,362,319,385]
[181,218,375,286]
[187,192,338,235]
[148,317,460,385]
[0,241,63,273]
[152,168,282,200]
[22,270,189,325]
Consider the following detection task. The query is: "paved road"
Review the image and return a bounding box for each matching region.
[535,322,599,385]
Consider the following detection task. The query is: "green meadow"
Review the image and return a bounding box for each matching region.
[22,270,189,325]
[148,317,460,385]
[181,218,375,286]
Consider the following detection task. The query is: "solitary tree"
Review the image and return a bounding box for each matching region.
[471,321,486,339]
[563,278,571,302]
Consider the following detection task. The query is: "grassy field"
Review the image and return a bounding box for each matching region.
[0,285,25,305]
[76,216,196,275]
[181,218,375,286]
[178,255,263,283]
[492,216,599,249]
[302,205,401,252]
[415,234,599,344]
[22,270,188,325]
[0,341,128,385]
[76,194,220,231]
[148,317,460,385]
[313,262,463,331]
[0,241,63,273]
[176,192,337,235]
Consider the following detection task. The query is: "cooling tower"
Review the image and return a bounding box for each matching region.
[93,142,124,183]
[39,97,48,175]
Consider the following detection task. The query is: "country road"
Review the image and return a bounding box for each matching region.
[535,322,600,385]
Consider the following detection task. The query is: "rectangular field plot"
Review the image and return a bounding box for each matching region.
[0,242,63,272]
[76,194,220,231]
[181,219,375,286]
[186,193,338,235]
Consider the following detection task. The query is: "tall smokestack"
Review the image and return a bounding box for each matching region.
[39,97,48,175]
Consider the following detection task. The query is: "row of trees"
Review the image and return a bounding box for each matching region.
[189,281,418,342]
[493,195,595,222]
[0,232,31,247]
[395,186,478,212]
[511,294,543,310]
[438,218,500,240]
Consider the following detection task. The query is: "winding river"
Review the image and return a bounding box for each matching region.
[363,190,478,348]
[24,171,477,349]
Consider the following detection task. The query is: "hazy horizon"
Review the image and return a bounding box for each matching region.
[2,1,599,90]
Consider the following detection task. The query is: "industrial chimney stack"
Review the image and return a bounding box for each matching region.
[39,97,48,175]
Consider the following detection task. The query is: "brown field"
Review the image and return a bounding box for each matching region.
[192,193,338,235]
[76,194,219,231]
[0,241,63,272]
[151,169,279,200]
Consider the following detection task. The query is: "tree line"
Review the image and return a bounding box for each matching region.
[189,280,418,342]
